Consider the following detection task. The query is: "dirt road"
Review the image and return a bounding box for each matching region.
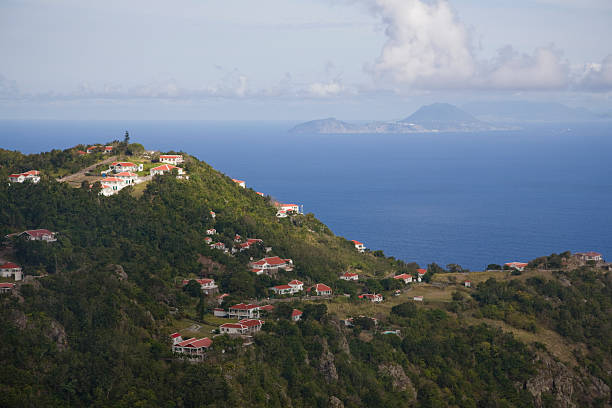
[57,156,117,185]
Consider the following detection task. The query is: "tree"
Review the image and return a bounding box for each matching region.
[183,280,201,297]
[196,291,206,320]
[391,302,416,317]
[486,264,502,271]
[124,131,130,145]
[364,278,383,294]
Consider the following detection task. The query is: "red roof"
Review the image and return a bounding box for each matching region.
[351,240,364,245]
[170,332,181,338]
[182,278,214,286]
[263,256,286,265]
[177,338,198,347]
[288,280,303,286]
[0,283,15,289]
[0,262,20,269]
[251,268,264,274]
[291,309,303,317]
[221,323,245,329]
[77,150,86,154]
[259,304,274,311]
[152,164,179,172]
[342,272,358,278]
[24,229,53,238]
[160,155,182,158]
[273,284,292,290]
[314,283,332,292]
[112,162,136,167]
[229,303,259,310]
[217,293,229,299]
[576,251,602,257]
[417,269,427,274]
[505,262,528,267]
[394,273,412,280]
[238,319,264,327]
[102,177,122,182]
[8,174,22,178]
[187,338,212,348]
[21,170,40,176]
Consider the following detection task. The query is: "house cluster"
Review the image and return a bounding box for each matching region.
[171,333,212,358]
[274,202,303,218]
[574,251,604,262]
[99,161,143,196]
[5,229,57,242]
[505,262,528,271]
[270,279,303,295]
[393,268,427,284]
[8,170,40,184]
[0,262,23,281]
[182,278,218,295]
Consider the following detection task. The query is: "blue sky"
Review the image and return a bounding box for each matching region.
[1,0,611,119]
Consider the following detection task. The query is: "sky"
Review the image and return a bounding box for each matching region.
[1,0,611,120]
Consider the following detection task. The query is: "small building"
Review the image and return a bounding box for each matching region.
[351,240,366,253]
[216,293,229,304]
[206,229,216,235]
[182,278,218,295]
[228,303,261,319]
[8,170,41,184]
[234,234,242,242]
[274,203,301,214]
[288,280,304,292]
[210,242,225,250]
[0,262,23,281]
[210,211,216,219]
[114,172,138,185]
[150,164,185,176]
[170,332,183,345]
[86,146,98,154]
[359,293,383,303]
[270,284,294,295]
[276,210,288,218]
[340,272,359,281]
[213,308,228,317]
[505,262,528,271]
[204,237,213,244]
[232,179,246,188]
[574,252,603,262]
[250,256,293,272]
[251,268,264,275]
[220,319,264,335]
[312,283,332,296]
[256,192,264,197]
[103,146,114,154]
[393,273,413,284]
[159,155,184,165]
[291,309,303,322]
[0,283,16,294]
[464,280,471,288]
[413,296,424,302]
[110,162,139,173]
[239,238,262,251]
[77,150,86,155]
[18,229,57,242]
[172,337,212,357]
[417,269,427,282]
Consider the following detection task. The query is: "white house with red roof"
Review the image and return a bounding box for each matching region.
[103,146,114,154]
[110,162,139,173]
[291,309,303,322]
[210,211,216,219]
[340,272,359,281]
[393,273,413,284]
[574,252,603,262]
[288,280,303,292]
[239,238,262,251]
[464,280,471,288]
[232,179,246,188]
[311,283,332,296]
[8,170,41,184]
[270,284,294,295]
[170,332,183,345]
[204,237,213,244]
[206,228,216,235]
[228,303,261,319]
[209,242,226,251]
[86,146,98,154]
[150,164,185,176]
[159,155,184,165]
[351,240,366,253]
[0,262,23,281]
[213,308,228,317]
[182,278,218,295]
[0,283,16,294]
[19,229,57,242]
[249,256,293,272]
[172,337,212,357]
[505,262,528,271]
[416,269,427,282]
[359,293,383,303]
[220,319,264,335]
[115,172,138,185]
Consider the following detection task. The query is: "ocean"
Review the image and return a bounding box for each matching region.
[1,119,611,270]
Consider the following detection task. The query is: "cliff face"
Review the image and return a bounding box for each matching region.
[526,353,610,407]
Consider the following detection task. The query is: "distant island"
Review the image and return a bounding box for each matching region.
[290,103,511,134]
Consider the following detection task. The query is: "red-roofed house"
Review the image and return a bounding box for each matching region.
[182,278,218,295]
[0,262,23,281]
[256,192,264,197]
[417,269,427,282]
[19,229,57,242]
[170,332,183,345]
[159,155,184,165]
[8,170,40,184]
[249,256,293,272]
[393,273,413,284]
[115,172,138,185]
[464,280,471,288]
[204,237,213,244]
[574,252,603,262]
[288,280,303,292]
[103,146,114,153]
[232,179,246,188]
[0,283,16,294]
[504,262,528,271]
[359,294,383,303]
[172,337,212,357]
[213,308,228,317]
[206,228,216,235]
[234,234,242,242]
[228,303,261,319]
[220,319,264,335]
[291,309,303,322]
[351,240,366,253]
[86,146,98,154]
[270,284,294,295]
[150,164,185,176]
[77,150,86,155]
[258,304,274,313]
[210,242,225,251]
[111,162,139,173]
[340,272,359,281]
[312,283,332,296]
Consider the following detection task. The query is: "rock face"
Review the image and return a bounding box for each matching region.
[378,363,417,402]
[526,353,610,407]
[318,339,338,382]
[328,396,344,408]
[113,265,128,281]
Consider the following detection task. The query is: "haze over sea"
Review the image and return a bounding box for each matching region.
[1,120,610,270]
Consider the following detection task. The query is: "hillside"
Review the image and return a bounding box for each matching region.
[0,144,610,407]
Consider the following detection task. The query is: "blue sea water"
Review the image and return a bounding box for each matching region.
[1,119,611,270]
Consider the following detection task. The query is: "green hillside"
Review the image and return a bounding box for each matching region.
[0,146,610,407]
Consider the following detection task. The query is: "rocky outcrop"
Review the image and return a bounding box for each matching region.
[378,363,417,402]
[113,264,128,281]
[526,353,610,407]
[328,396,344,408]
[319,339,338,382]
[48,319,69,351]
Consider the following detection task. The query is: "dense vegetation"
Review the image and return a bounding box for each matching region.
[0,146,610,407]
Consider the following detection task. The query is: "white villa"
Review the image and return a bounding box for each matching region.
[159,155,184,165]
[172,337,212,357]
[393,273,413,284]
[8,170,40,184]
[228,303,261,319]
[351,240,366,253]
[340,272,359,281]
[232,179,246,188]
[0,262,23,281]
[182,278,218,295]
[110,162,140,173]
[219,319,264,335]
[150,164,185,176]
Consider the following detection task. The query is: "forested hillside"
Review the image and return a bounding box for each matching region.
[0,145,610,407]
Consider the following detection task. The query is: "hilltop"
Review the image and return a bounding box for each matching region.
[0,143,610,407]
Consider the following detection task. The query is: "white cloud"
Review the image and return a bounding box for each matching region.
[579,55,612,92]
[307,81,344,97]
